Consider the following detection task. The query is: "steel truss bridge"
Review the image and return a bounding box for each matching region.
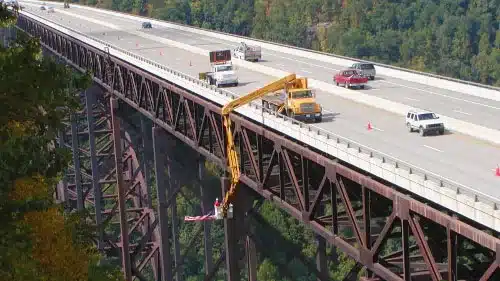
[12,11,500,281]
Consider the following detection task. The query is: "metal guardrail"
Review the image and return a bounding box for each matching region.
[37,0,500,92]
[19,10,500,220]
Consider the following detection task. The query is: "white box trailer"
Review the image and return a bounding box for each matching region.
[233,42,262,62]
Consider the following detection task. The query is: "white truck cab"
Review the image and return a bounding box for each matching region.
[200,50,239,87]
[211,63,238,87]
[406,109,445,136]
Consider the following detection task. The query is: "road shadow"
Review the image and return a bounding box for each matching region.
[192,42,225,47]
[413,129,453,137]
[128,45,170,52]
[361,85,384,91]
[321,112,340,122]
[437,129,453,136]
[235,81,256,87]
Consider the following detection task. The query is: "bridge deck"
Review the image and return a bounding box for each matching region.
[20,3,500,202]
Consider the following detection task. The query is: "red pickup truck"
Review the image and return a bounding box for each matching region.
[333,69,368,89]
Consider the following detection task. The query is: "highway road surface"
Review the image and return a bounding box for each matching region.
[28,2,500,131]
[22,3,500,201]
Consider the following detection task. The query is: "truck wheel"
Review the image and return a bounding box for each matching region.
[336,82,339,86]
[439,129,444,135]
[407,123,413,132]
[315,116,322,123]
[419,127,425,136]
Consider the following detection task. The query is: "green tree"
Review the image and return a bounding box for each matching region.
[0,5,122,281]
[257,259,280,281]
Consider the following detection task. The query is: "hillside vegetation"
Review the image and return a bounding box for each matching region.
[0,6,123,281]
[88,0,500,87]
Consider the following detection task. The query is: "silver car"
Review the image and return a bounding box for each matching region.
[350,63,376,80]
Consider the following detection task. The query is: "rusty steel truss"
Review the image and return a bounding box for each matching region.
[17,14,500,281]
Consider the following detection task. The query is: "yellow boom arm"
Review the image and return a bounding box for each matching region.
[219,73,298,218]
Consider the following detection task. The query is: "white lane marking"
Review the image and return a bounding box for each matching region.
[372,126,384,132]
[302,70,312,74]
[381,80,500,110]
[453,109,472,116]
[276,63,285,67]
[405,97,420,102]
[423,145,443,152]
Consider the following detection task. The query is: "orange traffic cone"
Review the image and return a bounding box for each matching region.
[367,122,372,131]
[495,165,500,177]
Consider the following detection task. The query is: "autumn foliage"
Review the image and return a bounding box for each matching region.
[23,207,90,281]
[0,5,121,281]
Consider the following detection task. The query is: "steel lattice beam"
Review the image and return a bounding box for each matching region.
[17,15,500,281]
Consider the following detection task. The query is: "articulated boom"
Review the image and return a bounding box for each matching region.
[219,74,299,218]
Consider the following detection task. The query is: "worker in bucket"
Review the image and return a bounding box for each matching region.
[213,198,233,219]
[214,198,221,219]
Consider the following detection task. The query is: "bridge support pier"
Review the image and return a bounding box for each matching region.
[316,235,327,281]
[111,98,133,281]
[69,112,84,211]
[198,156,214,277]
[245,235,258,281]
[447,223,457,281]
[141,117,153,207]
[153,126,173,281]
[222,176,240,281]
[86,87,105,250]
[171,181,183,281]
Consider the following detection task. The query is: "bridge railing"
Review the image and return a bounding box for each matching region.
[19,10,500,230]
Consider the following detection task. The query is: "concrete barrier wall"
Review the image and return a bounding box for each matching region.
[22,0,500,102]
[20,10,500,233]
